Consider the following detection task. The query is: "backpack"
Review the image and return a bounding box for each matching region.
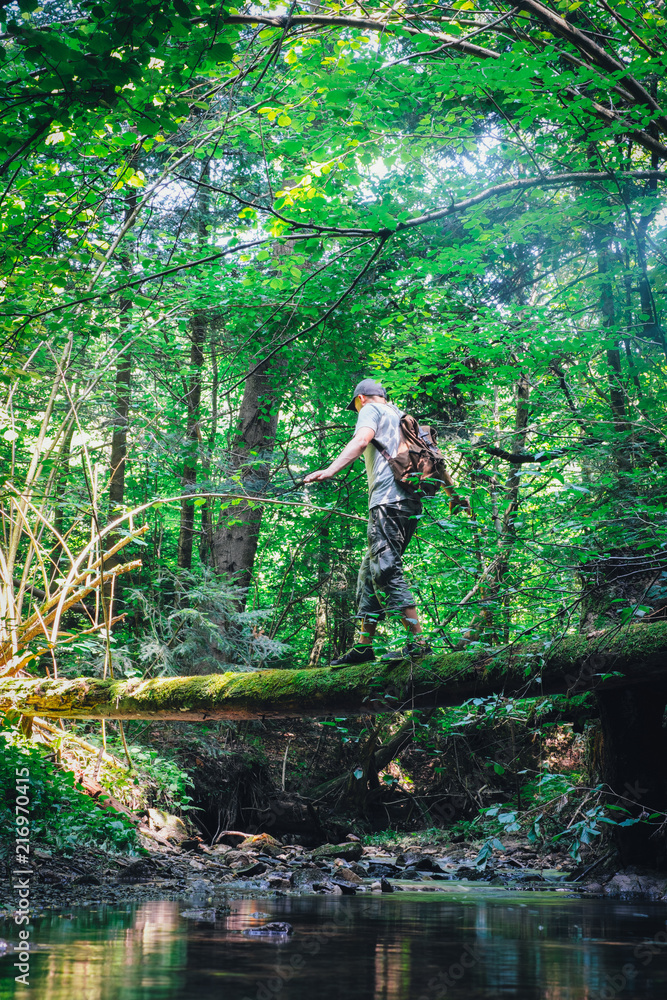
[371,412,451,500]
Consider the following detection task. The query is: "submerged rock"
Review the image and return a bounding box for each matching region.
[180,907,227,921]
[244,921,294,937]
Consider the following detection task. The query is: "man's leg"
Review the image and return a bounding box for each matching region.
[401,606,423,637]
[358,617,378,645]
[368,502,431,658]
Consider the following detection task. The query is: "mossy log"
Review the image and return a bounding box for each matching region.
[1,623,666,721]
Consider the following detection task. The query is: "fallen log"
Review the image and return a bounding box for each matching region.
[0,623,666,720]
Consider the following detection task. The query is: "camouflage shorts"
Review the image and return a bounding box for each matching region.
[356,499,422,620]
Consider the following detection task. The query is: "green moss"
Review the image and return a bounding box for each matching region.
[2,623,667,720]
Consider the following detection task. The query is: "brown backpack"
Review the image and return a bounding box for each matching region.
[371,413,451,499]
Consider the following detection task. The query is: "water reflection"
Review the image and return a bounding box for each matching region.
[1,891,666,1000]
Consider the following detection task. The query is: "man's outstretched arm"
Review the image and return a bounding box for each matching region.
[304,427,375,483]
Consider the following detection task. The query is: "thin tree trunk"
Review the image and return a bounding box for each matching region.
[108,182,138,519]
[177,161,210,569]
[199,338,219,565]
[497,372,531,641]
[211,358,282,602]
[108,339,131,513]
[309,416,333,665]
[106,178,138,619]
[595,231,631,471]
[49,425,73,591]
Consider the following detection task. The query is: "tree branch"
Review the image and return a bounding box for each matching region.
[512,0,667,130]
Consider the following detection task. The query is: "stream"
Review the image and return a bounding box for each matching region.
[1,888,667,999]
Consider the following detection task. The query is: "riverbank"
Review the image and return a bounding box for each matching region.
[4,832,667,924]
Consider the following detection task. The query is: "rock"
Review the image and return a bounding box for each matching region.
[233,862,268,878]
[73,874,102,886]
[267,876,291,891]
[118,859,159,883]
[454,866,488,882]
[211,844,232,855]
[180,908,220,921]
[366,862,402,877]
[331,880,357,895]
[332,866,362,885]
[311,842,363,862]
[396,853,441,872]
[240,833,282,849]
[399,867,425,881]
[147,809,190,844]
[256,845,285,859]
[345,834,361,842]
[291,865,321,889]
[187,878,214,897]
[604,872,667,900]
[312,882,343,895]
[244,921,294,936]
[381,878,394,893]
[582,882,604,895]
[180,838,204,852]
[225,851,254,867]
[371,881,382,891]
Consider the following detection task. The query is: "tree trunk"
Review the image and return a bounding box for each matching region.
[2,622,666,720]
[595,230,631,471]
[199,337,219,565]
[177,160,210,570]
[108,342,131,514]
[177,308,207,569]
[211,358,281,601]
[596,683,667,867]
[108,181,138,519]
[106,182,138,619]
[497,372,531,640]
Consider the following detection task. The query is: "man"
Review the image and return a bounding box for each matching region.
[304,378,432,666]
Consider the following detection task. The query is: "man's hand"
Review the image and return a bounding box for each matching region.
[304,468,334,484]
[304,428,375,485]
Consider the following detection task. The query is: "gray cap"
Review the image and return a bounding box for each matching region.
[346,378,387,411]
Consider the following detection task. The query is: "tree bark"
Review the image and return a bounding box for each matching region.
[177,308,207,569]
[596,683,667,868]
[211,358,281,601]
[2,622,666,720]
[595,230,632,471]
[108,181,138,519]
[108,343,131,514]
[177,160,210,569]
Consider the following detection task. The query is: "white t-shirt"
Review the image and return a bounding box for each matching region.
[355,401,410,509]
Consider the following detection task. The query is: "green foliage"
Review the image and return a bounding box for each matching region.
[86,735,196,813]
[484,774,626,862]
[2,0,667,675]
[0,721,140,855]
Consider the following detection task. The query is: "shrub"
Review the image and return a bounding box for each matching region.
[0,720,141,855]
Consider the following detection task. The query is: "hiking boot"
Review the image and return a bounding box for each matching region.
[381,640,433,663]
[329,644,376,669]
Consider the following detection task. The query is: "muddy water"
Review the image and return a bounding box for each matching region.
[1,889,667,999]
